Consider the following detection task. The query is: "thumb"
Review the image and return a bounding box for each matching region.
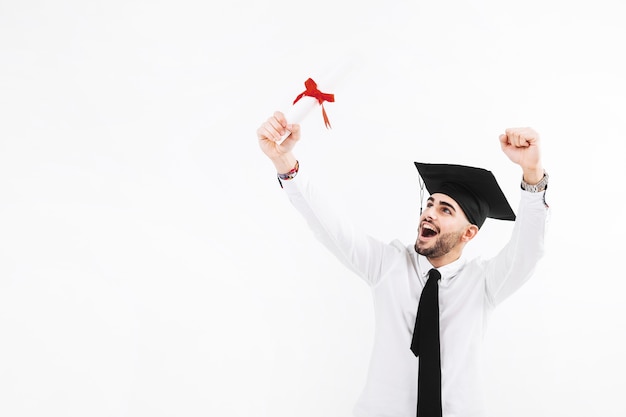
[286,123,300,140]
[280,132,299,151]
[499,133,509,148]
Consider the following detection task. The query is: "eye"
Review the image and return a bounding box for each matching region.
[441,207,452,215]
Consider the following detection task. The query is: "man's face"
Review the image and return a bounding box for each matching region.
[414,193,472,260]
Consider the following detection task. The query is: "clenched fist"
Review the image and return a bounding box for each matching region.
[499,127,544,184]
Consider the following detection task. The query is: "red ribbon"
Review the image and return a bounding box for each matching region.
[292,77,335,129]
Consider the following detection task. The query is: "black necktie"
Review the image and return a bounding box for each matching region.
[410,268,442,417]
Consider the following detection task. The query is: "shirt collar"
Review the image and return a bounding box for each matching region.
[416,252,466,283]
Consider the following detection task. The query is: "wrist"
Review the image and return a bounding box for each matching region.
[522,165,544,185]
[271,153,297,175]
[276,159,299,188]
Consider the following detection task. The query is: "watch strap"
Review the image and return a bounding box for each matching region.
[521,170,549,193]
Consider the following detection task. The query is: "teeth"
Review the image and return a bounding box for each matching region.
[422,223,436,231]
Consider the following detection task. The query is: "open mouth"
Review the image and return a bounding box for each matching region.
[420,222,438,239]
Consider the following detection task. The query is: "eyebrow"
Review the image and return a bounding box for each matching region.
[427,196,457,213]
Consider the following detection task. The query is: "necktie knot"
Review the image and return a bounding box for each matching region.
[429,269,441,282]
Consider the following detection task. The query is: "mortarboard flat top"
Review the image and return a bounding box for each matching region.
[414,162,516,228]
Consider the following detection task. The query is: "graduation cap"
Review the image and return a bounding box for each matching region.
[414,162,516,228]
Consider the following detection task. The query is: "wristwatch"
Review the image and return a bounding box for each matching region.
[521,171,549,193]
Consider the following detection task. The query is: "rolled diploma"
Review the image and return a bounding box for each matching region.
[278,55,358,143]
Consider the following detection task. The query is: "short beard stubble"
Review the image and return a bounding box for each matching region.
[415,229,464,259]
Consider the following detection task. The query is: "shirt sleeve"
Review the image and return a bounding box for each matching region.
[485,189,550,307]
[281,169,402,287]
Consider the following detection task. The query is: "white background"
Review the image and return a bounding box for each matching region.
[1,1,624,416]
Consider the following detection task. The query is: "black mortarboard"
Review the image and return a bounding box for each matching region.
[414,162,516,228]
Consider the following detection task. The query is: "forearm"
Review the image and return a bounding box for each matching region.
[282,168,398,286]
[486,190,549,306]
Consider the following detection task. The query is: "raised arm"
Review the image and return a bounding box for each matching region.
[255,111,403,286]
[487,127,549,305]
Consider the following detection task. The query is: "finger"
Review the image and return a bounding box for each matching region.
[273,110,288,128]
[498,133,509,149]
[508,129,527,148]
[506,127,537,147]
[257,121,283,142]
[256,125,275,142]
[520,127,539,144]
[266,117,288,142]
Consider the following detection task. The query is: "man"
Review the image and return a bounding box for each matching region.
[256,111,549,417]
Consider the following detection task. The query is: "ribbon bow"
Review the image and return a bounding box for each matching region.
[292,77,335,129]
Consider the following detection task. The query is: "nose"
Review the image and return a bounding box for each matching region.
[422,205,437,221]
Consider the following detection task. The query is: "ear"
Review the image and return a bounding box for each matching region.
[461,224,479,242]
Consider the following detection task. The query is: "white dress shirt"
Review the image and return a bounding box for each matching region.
[281,168,549,417]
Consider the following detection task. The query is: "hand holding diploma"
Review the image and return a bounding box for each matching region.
[256,111,300,175]
[256,75,334,174]
[257,54,361,175]
[256,74,335,175]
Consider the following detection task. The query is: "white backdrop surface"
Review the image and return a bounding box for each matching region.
[1,1,624,416]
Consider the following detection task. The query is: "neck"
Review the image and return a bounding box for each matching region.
[427,249,462,268]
